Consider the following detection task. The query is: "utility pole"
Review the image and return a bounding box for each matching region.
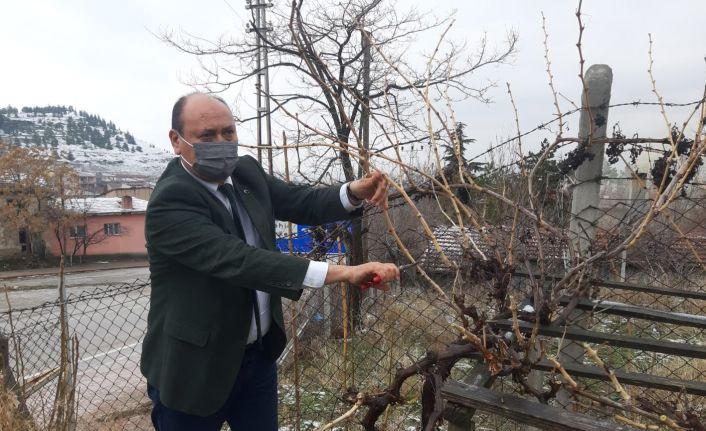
[360,27,371,266]
[246,0,274,174]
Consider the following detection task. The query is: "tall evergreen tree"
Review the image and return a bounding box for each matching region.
[441,122,483,205]
[125,132,136,146]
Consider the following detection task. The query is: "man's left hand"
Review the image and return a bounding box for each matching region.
[349,171,388,209]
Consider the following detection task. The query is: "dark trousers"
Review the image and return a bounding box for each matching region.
[148,345,278,431]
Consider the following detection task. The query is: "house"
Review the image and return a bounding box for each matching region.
[0,180,39,255]
[94,172,153,195]
[0,193,23,255]
[419,222,706,279]
[78,172,97,195]
[43,195,148,257]
[100,186,153,201]
[419,225,568,274]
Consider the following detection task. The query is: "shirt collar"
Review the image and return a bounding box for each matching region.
[180,158,233,193]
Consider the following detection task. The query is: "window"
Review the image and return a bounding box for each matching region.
[19,229,27,252]
[104,223,121,236]
[69,225,87,238]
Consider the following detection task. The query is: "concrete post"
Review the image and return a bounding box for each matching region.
[558,64,613,406]
[569,64,613,252]
[620,173,647,281]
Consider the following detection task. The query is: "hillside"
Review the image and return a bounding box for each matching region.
[0,105,172,183]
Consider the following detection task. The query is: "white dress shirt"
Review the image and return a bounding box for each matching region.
[181,160,362,343]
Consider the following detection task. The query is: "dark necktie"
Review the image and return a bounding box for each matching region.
[218,183,262,349]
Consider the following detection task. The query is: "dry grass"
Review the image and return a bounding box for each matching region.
[1,380,150,431]
[0,378,38,431]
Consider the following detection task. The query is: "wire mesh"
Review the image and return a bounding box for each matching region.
[1,281,151,430]
[2,179,705,430]
[1,100,706,430]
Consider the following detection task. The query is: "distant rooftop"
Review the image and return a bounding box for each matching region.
[60,196,147,215]
[420,225,567,273]
[420,224,706,274]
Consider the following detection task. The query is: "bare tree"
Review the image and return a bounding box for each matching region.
[0,141,57,256]
[0,140,81,429]
[161,0,517,334]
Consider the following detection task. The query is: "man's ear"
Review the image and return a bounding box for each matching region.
[169,129,181,155]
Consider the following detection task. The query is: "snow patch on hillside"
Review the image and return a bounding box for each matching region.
[0,107,173,182]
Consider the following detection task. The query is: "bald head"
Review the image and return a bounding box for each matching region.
[171,92,231,135]
[168,92,238,171]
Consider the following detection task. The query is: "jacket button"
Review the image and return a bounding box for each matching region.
[285,281,292,287]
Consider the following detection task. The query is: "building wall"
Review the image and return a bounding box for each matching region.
[0,193,24,256]
[101,187,153,201]
[0,224,21,256]
[45,213,146,257]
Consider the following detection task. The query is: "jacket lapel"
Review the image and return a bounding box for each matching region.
[169,158,245,238]
[231,180,275,250]
[206,190,245,238]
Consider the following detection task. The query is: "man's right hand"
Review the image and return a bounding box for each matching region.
[325,262,400,291]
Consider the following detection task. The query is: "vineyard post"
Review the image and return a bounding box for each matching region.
[558,63,613,407]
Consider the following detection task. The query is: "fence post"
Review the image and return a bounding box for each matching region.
[558,64,613,406]
[445,363,497,431]
[620,172,647,281]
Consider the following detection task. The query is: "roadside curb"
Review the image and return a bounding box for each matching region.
[0,261,149,281]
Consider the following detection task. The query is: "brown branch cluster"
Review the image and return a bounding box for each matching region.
[160,0,706,429]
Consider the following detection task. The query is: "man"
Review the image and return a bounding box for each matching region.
[141,92,398,431]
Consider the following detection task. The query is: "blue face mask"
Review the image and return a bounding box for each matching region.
[178,134,239,182]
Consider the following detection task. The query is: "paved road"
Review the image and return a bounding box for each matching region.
[0,267,150,311]
[0,268,151,425]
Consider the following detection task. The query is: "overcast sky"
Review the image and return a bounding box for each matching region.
[1,0,704,161]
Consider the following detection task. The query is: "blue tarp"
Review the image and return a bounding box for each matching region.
[275,223,347,254]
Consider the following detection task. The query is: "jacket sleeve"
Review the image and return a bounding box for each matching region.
[266,172,363,226]
[146,179,308,300]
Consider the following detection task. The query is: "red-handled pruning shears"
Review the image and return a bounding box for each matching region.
[360,274,382,290]
[360,261,420,290]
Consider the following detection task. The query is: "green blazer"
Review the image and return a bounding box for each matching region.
[140,156,359,416]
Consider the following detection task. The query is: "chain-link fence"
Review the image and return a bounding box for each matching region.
[0,267,462,430]
[3,92,706,431]
[1,281,151,430]
[1,186,706,430]
[409,174,706,429]
[568,178,706,417]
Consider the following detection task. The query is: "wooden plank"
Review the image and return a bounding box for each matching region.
[442,381,638,431]
[596,279,706,301]
[533,358,706,396]
[490,319,706,359]
[512,271,706,301]
[558,297,706,329]
[463,352,706,395]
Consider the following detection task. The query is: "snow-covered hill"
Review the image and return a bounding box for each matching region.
[0,105,173,183]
